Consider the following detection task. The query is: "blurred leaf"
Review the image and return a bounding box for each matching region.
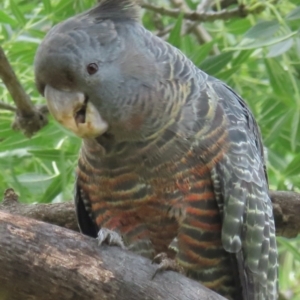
[226,19,252,35]
[284,153,300,176]
[267,38,294,57]
[231,50,254,67]
[42,0,52,14]
[184,0,198,10]
[10,0,26,25]
[278,237,300,262]
[39,165,73,203]
[265,59,295,103]
[28,149,78,160]
[168,13,184,48]
[291,111,300,152]
[0,11,17,26]
[16,173,54,195]
[216,66,240,80]
[192,41,214,66]
[267,148,287,172]
[264,110,293,146]
[228,31,297,50]
[199,51,233,75]
[286,6,300,20]
[244,20,280,40]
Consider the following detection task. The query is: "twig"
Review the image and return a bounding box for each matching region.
[156,24,174,38]
[141,3,266,22]
[169,0,220,54]
[0,47,48,137]
[0,100,17,112]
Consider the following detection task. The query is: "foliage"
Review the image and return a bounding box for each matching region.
[0,0,300,298]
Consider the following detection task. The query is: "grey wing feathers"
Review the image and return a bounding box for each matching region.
[209,79,278,299]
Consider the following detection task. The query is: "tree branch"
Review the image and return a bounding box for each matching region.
[1,188,300,240]
[0,100,17,112]
[0,188,78,232]
[0,47,48,137]
[0,210,225,300]
[269,190,300,238]
[141,3,266,22]
[0,188,298,299]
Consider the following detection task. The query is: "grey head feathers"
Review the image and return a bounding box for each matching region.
[88,0,141,22]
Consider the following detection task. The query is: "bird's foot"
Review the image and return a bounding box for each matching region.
[151,252,184,279]
[97,228,126,249]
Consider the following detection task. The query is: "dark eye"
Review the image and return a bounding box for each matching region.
[87,63,98,75]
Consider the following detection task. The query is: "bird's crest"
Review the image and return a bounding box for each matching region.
[88,0,140,22]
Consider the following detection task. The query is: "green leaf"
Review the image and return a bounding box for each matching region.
[184,0,198,10]
[28,149,77,160]
[226,19,252,35]
[267,148,288,172]
[216,66,240,81]
[264,110,293,146]
[278,237,300,262]
[168,13,184,48]
[231,50,254,67]
[284,153,300,177]
[227,31,297,50]
[291,111,300,152]
[267,38,294,57]
[10,0,26,25]
[191,41,214,66]
[286,6,300,21]
[244,20,280,40]
[40,166,73,203]
[264,59,295,103]
[16,173,53,195]
[199,52,233,75]
[42,0,52,14]
[0,10,17,26]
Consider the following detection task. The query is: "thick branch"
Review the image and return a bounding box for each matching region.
[0,210,225,300]
[0,188,78,232]
[1,188,300,240]
[269,190,300,238]
[0,47,48,137]
[141,3,266,22]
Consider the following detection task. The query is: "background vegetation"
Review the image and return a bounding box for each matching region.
[0,0,299,298]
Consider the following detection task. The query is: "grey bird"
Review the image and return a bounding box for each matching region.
[34,1,278,299]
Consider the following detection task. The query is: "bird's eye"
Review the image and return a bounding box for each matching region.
[87,63,98,75]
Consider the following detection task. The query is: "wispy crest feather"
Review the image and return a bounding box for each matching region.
[89,0,140,21]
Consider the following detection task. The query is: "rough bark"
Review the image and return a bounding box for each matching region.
[1,188,300,239]
[0,188,299,299]
[0,210,225,300]
[0,188,78,232]
[269,190,300,238]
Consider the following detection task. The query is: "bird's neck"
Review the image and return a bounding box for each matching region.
[80,120,192,175]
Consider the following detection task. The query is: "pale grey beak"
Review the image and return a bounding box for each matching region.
[45,85,108,138]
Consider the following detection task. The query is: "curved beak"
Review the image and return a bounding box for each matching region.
[45,85,108,138]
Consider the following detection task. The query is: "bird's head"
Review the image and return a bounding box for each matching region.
[34,0,164,142]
